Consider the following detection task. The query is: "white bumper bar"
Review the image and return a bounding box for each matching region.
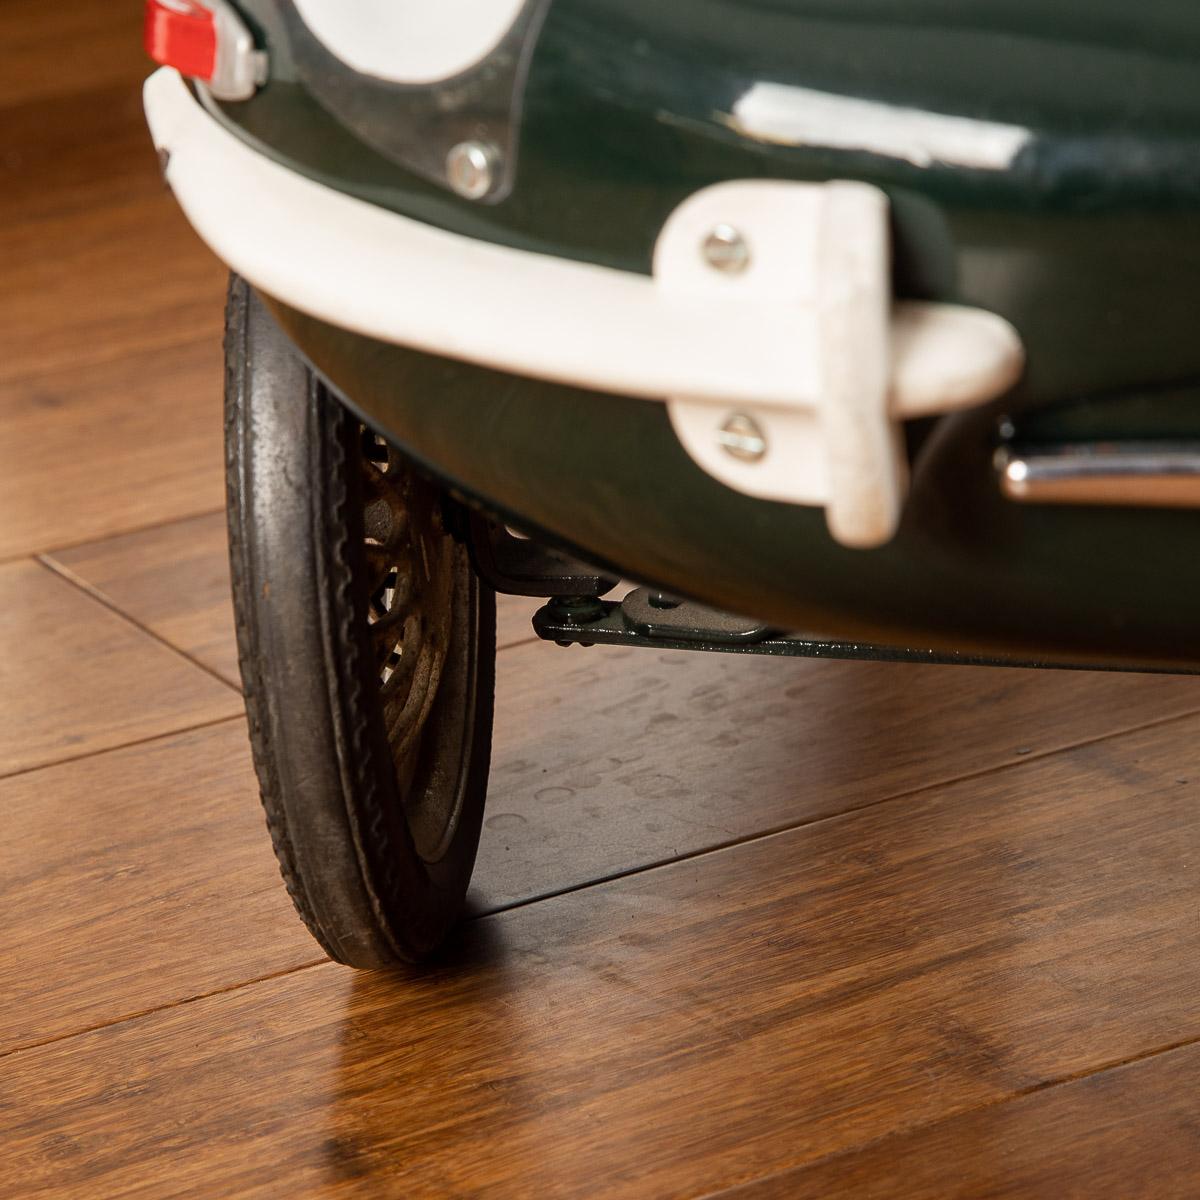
[144,67,1024,547]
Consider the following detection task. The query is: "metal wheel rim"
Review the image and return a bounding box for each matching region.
[358,427,472,864]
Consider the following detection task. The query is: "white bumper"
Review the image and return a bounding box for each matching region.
[144,67,1023,547]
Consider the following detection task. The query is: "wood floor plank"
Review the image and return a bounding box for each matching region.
[718,1043,1200,1198]
[0,12,228,559]
[0,3,155,224]
[0,6,226,390]
[48,513,543,686]
[0,720,315,1055]
[49,513,240,686]
[475,643,1200,907]
[30,505,1200,910]
[0,560,240,776]
[0,0,148,111]
[2,581,1194,1072]
[3,716,1196,1197]
[0,6,223,394]
[0,193,226,389]
[36,511,1200,911]
[0,83,164,228]
[0,339,225,560]
[497,593,542,651]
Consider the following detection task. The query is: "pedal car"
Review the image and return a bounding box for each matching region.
[143,0,1200,967]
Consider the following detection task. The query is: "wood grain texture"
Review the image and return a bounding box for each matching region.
[0,720,317,1055]
[476,641,1200,907]
[7,549,1196,1079]
[0,73,165,227]
[48,512,543,686]
[33,511,1200,912]
[0,559,240,776]
[719,1043,1200,1198]
[17,522,1192,1081]
[496,593,542,652]
[3,716,1197,1197]
[49,512,240,686]
[0,0,148,110]
[0,5,227,559]
[0,339,226,560]
[4,96,155,234]
[0,193,226,390]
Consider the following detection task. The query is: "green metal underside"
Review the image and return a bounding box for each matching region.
[219,1,1200,668]
[267,299,1200,672]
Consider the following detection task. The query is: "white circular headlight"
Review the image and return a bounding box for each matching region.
[291,0,530,85]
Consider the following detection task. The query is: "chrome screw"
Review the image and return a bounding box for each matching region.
[445,141,499,201]
[702,224,750,274]
[717,413,767,462]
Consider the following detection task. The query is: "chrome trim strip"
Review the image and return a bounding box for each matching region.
[997,442,1200,507]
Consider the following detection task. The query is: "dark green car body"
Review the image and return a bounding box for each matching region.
[212,1,1200,668]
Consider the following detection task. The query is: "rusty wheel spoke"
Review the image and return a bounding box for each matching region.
[357,425,455,806]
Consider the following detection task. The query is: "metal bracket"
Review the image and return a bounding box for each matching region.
[617,590,769,643]
[532,588,1192,674]
[466,517,619,598]
[279,0,550,203]
[202,1,267,100]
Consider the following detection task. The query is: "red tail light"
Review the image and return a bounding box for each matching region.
[144,0,217,82]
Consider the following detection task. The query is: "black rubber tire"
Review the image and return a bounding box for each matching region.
[224,277,495,968]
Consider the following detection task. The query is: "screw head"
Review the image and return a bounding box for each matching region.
[702,224,750,274]
[445,141,498,201]
[717,412,767,462]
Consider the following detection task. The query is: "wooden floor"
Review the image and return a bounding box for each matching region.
[4,7,1200,1196]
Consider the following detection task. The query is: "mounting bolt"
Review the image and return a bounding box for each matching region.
[702,224,750,274]
[717,412,767,462]
[547,594,606,624]
[446,141,499,201]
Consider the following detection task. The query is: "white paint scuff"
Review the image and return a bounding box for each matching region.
[730,82,1032,171]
